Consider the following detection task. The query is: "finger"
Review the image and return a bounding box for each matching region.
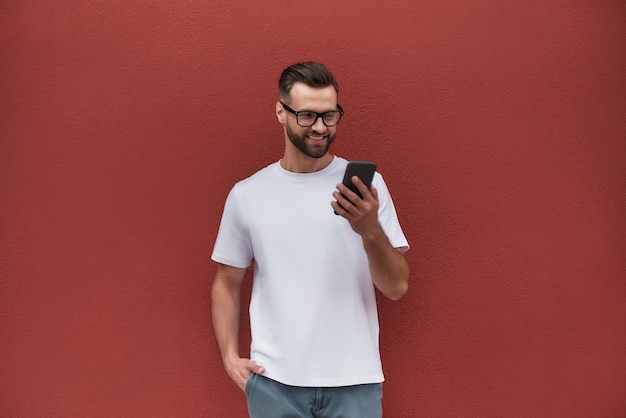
[333,190,354,213]
[336,184,359,205]
[237,373,249,392]
[331,201,342,214]
[245,360,265,375]
[369,184,378,201]
[331,200,351,217]
[351,176,372,199]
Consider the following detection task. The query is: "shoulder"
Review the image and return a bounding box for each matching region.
[232,162,280,192]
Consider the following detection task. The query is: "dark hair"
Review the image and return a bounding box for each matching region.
[278,62,339,102]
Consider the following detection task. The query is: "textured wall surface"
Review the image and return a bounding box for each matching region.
[1,1,625,416]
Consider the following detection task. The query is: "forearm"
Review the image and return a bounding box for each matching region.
[211,264,264,390]
[362,226,409,300]
[211,277,242,364]
[332,178,409,299]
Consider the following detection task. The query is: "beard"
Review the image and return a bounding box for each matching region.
[286,123,336,159]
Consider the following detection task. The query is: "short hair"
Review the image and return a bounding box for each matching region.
[278,62,339,103]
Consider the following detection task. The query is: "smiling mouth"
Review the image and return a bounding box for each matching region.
[306,135,326,142]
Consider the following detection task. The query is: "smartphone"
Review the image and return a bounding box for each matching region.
[341,161,377,198]
[335,161,377,214]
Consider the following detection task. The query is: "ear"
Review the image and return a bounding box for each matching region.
[276,101,286,124]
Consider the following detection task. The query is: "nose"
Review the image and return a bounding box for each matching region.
[311,115,327,133]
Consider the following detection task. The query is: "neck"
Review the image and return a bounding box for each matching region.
[280,152,334,173]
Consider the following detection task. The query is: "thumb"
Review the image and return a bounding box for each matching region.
[248,361,265,375]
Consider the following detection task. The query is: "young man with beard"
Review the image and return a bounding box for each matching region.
[211,62,409,418]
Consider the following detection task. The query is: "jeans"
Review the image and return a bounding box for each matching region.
[245,373,383,418]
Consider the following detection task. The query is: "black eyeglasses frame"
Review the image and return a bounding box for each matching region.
[280,102,344,127]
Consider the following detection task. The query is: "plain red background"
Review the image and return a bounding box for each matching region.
[1,1,625,416]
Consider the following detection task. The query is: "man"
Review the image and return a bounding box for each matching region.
[211,62,409,418]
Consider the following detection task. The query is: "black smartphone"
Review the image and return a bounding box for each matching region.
[335,161,377,214]
[341,161,377,198]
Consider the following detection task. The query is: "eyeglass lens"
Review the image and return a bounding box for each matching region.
[297,111,341,127]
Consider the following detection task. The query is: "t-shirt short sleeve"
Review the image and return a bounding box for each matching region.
[211,186,253,268]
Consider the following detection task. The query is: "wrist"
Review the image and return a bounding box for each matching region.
[360,223,386,244]
[222,352,240,368]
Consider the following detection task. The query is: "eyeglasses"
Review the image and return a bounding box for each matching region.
[281,102,344,127]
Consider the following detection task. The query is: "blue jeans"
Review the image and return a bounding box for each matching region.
[245,373,383,418]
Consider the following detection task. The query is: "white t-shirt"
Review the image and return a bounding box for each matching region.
[211,156,409,387]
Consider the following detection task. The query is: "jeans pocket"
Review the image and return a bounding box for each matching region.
[244,372,257,397]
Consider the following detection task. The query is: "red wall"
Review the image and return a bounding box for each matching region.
[2,1,625,416]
